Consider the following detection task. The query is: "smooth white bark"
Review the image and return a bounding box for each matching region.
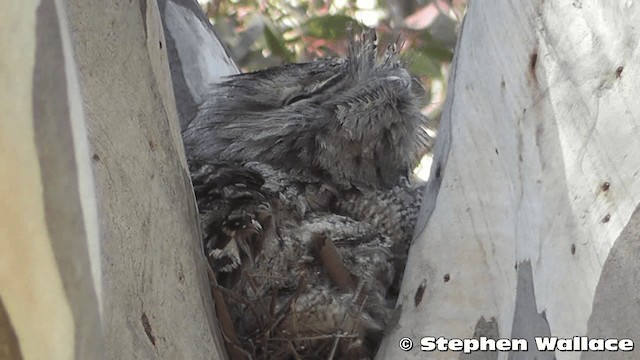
[67,0,227,358]
[1,0,102,358]
[378,1,640,359]
[159,0,239,129]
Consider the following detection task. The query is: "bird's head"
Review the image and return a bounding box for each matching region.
[184,29,433,190]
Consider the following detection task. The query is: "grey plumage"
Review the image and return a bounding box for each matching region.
[333,179,424,296]
[184,30,431,191]
[186,30,431,359]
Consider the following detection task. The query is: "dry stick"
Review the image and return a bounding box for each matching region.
[220,330,254,360]
[288,341,303,360]
[312,234,357,291]
[262,287,279,353]
[243,273,277,357]
[270,334,358,342]
[253,287,277,357]
[245,272,272,323]
[327,282,366,360]
[238,272,289,354]
[269,286,278,321]
[265,276,308,335]
[258,276,308,356]
[312,234,366,359]
[211,281,263,329]
[345,286,370,354]
[207,263,247,360]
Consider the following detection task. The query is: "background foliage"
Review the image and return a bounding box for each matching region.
[198,0,467,176]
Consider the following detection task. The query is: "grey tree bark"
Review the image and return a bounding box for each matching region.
[158,0,239,129]
[66,0,228,358]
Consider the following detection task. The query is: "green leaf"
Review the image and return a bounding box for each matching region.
[416,30,454,62]
[263,22,295,62]
[419,46,453,63]
[404,50,442,78]
[302,15,362,40]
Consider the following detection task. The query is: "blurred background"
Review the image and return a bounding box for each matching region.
[197,0,467,178]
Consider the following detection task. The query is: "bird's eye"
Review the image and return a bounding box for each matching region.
[411,77,426,96]
[283,71,343,106]
[385,75,411,88]
[284,93,311,105]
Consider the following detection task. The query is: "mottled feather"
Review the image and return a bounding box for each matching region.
[185,30,431,359]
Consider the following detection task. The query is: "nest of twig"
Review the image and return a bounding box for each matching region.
[207,235,382,360]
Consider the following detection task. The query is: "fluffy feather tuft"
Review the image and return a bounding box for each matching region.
[183,29,432,190]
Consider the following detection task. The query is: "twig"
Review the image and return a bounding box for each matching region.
[267,275,308,334]
[245,271,272,324]
[345,283,370,354]
[269,334,358,342]
[327,281,365,360]
[211,278,264,331]
[288,341,303,360]
[311,234,356,291]
[207,263,247,360]
[219,330,254,360]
